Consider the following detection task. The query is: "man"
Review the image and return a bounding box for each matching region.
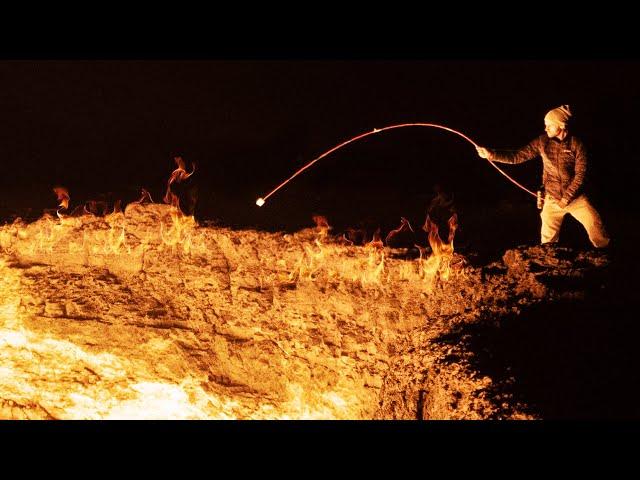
[476,105,610,248]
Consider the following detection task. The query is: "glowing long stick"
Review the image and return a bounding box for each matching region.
[255,123,536,207]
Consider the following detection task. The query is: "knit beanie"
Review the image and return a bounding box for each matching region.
[544,105,572,128]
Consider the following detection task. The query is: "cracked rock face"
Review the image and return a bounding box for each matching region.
[0,204,613,419]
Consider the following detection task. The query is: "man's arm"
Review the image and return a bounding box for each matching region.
[476,136,542,164]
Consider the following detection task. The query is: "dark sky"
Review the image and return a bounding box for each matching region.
[1,59,638,238]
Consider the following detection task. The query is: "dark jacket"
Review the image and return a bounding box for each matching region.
[490,134,587,203]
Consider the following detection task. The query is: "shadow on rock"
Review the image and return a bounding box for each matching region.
[438,241,639,419]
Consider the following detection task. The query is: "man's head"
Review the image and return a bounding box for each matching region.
[544,105,572,138]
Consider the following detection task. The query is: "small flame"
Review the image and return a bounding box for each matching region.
[163,156,196,210]
[365,228,384,250]
[135,188,154,205]
[420,213,458,283]
[447,213,458,245]
[340,233,354,246]
[423,213,458,256]
[312,215,331,238]
[385,217,414,246]
[53,186,69,210]
[312,215,329,229]
[361,248,385,287]
[160,211,200,255]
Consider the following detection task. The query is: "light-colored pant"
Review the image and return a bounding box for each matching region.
[540,194,610,248]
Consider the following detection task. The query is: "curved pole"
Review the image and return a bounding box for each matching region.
[256,123,535,206]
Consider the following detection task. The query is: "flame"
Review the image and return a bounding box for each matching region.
[53,186,69,210]
[163,156,195,210]
[447,213,458,245]
[312,215,331,238]
[288,217,333,281]
[385,217,414,246]
[288,219,390,289]
[53,186,69,219]
[160,210,200,255]
[366,228,384,250]
[361,248,386,287]
[134,188,154,205]
[420,213,458,284]
[93,224,126,255]
[289,238,325,282]
[360,229,385,287]
[17,182,203,259]
[340,233,354,246]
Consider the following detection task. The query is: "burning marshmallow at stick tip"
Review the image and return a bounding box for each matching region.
[256,197,265,207]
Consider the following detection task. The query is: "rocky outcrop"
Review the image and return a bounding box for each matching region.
[0,206,613,419]
[376,245,613,419]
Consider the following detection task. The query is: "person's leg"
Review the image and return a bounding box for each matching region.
[566,195,610,248]
[540,195,566,244]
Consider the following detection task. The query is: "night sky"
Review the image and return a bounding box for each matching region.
[1,59,638,252]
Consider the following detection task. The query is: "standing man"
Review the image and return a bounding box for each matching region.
[476,105,610,248]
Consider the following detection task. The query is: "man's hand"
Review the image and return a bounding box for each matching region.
[476,147,494,160]
[558,198,569,208]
